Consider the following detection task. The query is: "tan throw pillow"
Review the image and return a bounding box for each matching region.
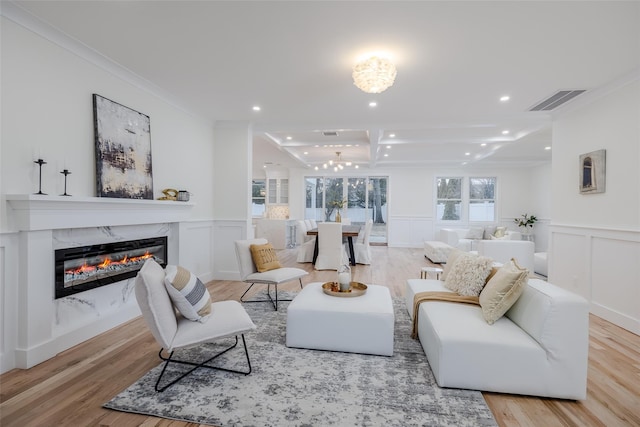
[479,258,529,325]
[441,249,465,281]
[250,243,282,272]
[493,227,507,238]
[444,253,494,296]
[164,265,212,322]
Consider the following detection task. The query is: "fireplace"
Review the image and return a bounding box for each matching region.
[55,236,168,299]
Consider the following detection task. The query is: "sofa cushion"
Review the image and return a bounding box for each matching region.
[250,242,282,272]
[444,253,493,296]
[483,226,497,240]
[164,265,212,323]
[465,227,484,240]
[479,258,528,324]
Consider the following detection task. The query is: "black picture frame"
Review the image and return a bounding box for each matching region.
[93,94,153,199]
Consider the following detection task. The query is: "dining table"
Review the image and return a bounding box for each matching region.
[306,224,361,266]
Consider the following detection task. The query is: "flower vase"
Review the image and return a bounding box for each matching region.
[336,210,341,223]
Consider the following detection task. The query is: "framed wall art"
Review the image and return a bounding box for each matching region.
[93,94,153,199]
[579,149,606,194]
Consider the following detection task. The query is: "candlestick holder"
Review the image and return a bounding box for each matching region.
[60,169,71,196]
[34,158,47,195]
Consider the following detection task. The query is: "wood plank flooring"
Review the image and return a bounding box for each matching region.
[1,246,638,427]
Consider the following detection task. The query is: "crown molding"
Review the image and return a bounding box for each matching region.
[1,1,212,125]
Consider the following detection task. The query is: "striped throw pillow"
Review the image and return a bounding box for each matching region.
[164,265,212,322]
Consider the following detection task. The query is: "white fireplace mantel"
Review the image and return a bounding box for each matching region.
[6,194,194,231]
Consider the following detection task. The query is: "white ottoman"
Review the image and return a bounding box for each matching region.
[286,282,394,356]
[424,241,454,263]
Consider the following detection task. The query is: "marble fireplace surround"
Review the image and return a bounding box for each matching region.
[6,195,194,369]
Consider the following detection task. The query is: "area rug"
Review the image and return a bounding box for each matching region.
[104,292,497,427]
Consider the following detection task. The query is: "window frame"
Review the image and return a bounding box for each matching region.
[435,176,497,223]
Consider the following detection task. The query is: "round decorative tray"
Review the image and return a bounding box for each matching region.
[322,281,368,298]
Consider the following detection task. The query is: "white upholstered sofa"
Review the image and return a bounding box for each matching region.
[405,278,589,400]
[440,227,522,251]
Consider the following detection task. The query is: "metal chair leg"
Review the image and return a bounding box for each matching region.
[154,334,252,392]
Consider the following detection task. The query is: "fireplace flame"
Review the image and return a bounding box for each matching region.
[65,251,154,276]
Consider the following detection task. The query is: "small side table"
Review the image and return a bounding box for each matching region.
[421,266,443,280]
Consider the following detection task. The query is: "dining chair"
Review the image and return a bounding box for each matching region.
[134,258,256,392]
[354,219,373,264]
[234,238,308,310]
[296,220,315,262]
[314,222,347,270]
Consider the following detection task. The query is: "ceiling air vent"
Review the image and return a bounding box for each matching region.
[529,90,586,111]
[323,131,339,137]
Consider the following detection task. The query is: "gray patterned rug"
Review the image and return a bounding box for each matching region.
[104,291,497,426]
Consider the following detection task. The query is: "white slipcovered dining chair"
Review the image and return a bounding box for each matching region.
[296,220,315,263]
[234,238,308,310]
[314,222,348,270]
[354,219,373,264]
[135,258,256,392]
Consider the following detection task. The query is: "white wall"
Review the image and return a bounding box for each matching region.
[0,14,218,372]
[288,165,550,248]
[550,78,639,335]
[0,17,216,228]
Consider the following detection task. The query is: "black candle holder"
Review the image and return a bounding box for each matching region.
[60,169,71,196]
[34,158,47,195]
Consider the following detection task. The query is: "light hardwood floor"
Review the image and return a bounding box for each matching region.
[1,246,639,427]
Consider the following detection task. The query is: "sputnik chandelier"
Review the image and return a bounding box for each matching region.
[315,151,358,172]
[352,56,397,94]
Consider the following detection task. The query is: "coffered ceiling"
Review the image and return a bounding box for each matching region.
[9,1,639,172]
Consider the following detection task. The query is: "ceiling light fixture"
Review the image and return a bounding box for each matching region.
[323,151,353,172]
[352,56,397,94]
[500,95,510,102]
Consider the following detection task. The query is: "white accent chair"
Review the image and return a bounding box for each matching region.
[135,258,256,392]
[296,220,315,263]
[234,238,308,310]
[354,219,373,264]
[314,222,347,270]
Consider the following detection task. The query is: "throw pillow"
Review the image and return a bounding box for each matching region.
[479,258,529,325]
[493,227,507,238]
[164,265,212,322]
[465,227,484,240]
[441,249,465,281]
[250,243,282,272]
[483,226,497,240]
[444,253,494,296]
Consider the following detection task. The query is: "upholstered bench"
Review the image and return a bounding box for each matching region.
[286,282,394,356]
[424,241,454,263]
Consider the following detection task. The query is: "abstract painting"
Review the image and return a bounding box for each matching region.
[579,149,606,194]
[93,94,153,199]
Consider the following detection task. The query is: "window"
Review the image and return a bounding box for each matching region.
[436,177,462,221]
[251,179,266,217]
[436,176,496,222]
[469,177,495,221]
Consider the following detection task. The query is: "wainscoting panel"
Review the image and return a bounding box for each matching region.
[0,233,18,374]
[178,221,215,283]
[387,216,434,248]
[213,220,249,280]
[550,225,639,335]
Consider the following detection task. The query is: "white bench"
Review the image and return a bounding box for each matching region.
[286,282,394,356]
[424,240,454,263]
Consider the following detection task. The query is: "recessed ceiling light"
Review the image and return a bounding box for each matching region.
[252,106,261,111]
[369,101,377,107]
[286,136,292,140]
[465,152,471,156]
[462,162,468,165]
[386,145,391,149]
[481,143,487,147]
[355,165,359,169]
[545,146,551,150]
[389,133,396,138]
[500,95,510,102]
[502,130,510,135]
[384,153,389,157]
[303,151,308,155]
[314,145,319,148]
[314,166,319,170]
